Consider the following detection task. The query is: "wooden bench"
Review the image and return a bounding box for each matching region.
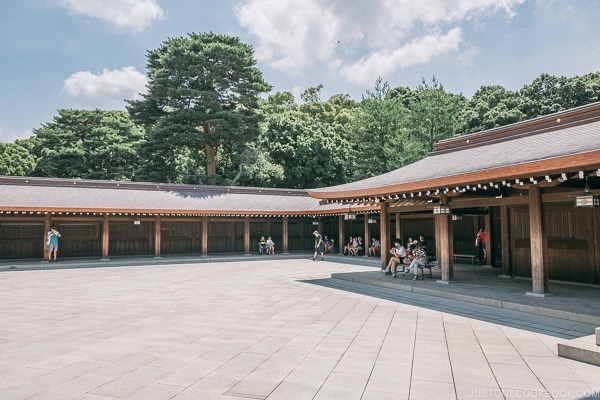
[453,254,477,265]
[401,262,434,279]
[417,264,433,279]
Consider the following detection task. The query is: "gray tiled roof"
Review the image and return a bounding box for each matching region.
[308,118,600,196]
[0,178,374,215]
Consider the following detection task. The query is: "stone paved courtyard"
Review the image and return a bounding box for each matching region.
[1,260,600,400]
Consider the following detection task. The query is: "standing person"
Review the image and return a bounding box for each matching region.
[311,230,325,261]
[46,226,61,262]
[476,229,486,260]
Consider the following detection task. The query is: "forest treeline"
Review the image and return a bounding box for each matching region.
[2,32,600,189]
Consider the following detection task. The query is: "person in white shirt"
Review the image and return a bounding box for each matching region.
[381,239,406,277]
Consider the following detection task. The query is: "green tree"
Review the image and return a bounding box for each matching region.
[0,139,36,176]
[406,76,467,155]
[31,109,144,180]
[462,85,524,133]
[519,72,600,119]
[346,77,409,179]
[259,91,352,188]
[127,32,272,184]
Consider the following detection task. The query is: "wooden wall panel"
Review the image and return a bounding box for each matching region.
[511,206,532,277]
[161,221,194,255]
[452,216,478,256]
[545,205,594,283]
[58,222,102,257]
[0,221,45,259]
[288,219,313,251]
[109,221,154,256]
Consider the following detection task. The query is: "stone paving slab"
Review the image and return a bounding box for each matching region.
[1,259,600,399]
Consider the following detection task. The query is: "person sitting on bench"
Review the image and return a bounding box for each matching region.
[381,238,406,277]
[403,244,427,280]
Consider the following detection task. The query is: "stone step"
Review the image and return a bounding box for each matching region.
[558,334,600,367]
[597,327,600,346]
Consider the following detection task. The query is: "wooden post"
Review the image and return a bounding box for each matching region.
[380,202,389,269]
[202,216,208,256]
[484,208,492,266]
[500,206,511,276]
[154,215,161,258]
[244,216,250,255]
[282,216,289,254]
[395,212,402,242]
[338,215,344,255]
[528,184,549,295]
[101,214,110,260]
[363,215,370,257]
[436,196,454,282]
[44,214,51,262]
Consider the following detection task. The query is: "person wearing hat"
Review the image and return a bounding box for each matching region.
[46,226,61,262]
[310,230,325,261]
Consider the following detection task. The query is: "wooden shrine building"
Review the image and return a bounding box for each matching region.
[1,102,600,296]
[307,102,600,295]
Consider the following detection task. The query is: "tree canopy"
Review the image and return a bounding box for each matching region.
[2,29,600,189]
[31,109,144,180]
[127,32,272,184]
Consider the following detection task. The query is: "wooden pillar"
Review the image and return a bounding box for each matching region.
[44,214,51,261]
[244,216,250,255]
[363,215,370,257]
[500,206,511,276]
[436,195,454,282]
[101,214,110,260]
[380,202,389,269]
[202,216,208,256]
[154,215,161,258]
[528,185,548,295]
[395,212,402,241]
[484,208,492,266]
[338,215,344,255]
[282,216,289,254]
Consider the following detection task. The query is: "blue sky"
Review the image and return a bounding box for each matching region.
[1,0,600,143]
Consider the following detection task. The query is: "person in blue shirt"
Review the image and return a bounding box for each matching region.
[47,226,61,262]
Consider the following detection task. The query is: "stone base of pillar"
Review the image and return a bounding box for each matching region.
[153,256,162,260]
[436,280,453,285]
[596,327,600,346]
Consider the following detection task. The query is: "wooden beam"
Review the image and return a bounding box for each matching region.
[528,185,549,294]
[244,216,250,255]
[338,215,344,255]
[436,195,454,282]
[44,214,51,262]
[282,216,289,254]
[500,206,511,276]
[102,214,109,260]
[380,202,389,269]
[202,216,208,256]
[154,215,161,258]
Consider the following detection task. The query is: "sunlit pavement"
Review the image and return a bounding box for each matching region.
[1,259,599,400]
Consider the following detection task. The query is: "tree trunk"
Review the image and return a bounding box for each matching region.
[203,123,216,176]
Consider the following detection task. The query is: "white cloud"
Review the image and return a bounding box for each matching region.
[235,0,525,81]
[341,28,463,85]
[62,67,148,109]
[59,0,164,34]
